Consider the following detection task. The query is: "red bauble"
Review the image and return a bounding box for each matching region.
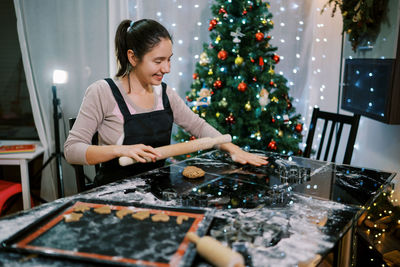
[226,114,235,124]
[268,140,277,150]
[242,9,247,15]
[219,7,227,14]
[255,32,264,41]
[269,81,275,86]
[271,117,276,123]
[217,49,228,60]
[208,19,217,31]
[266,35,271,39]
[190,135,196,140]
[295,123,303,133]
[272,54,280,63]
[237,82,248,92]
[250,57,255,63]
[213,80,223,89]
[287,102,292,109]
[192,73,198,79]
[186,96,193,102]
[252,77,257,82]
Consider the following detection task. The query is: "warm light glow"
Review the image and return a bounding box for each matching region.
[53,70,68,84]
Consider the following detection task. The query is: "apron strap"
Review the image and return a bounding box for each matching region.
[104,78,131,119]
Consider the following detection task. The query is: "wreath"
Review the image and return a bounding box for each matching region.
[323,0,389,51]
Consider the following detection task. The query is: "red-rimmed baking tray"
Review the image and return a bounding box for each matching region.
[1,198,212,266]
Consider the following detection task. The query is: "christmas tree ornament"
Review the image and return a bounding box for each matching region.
[269,80,274,86]
[269,19,274,26]
[191,106,198,113]
[208,68,213,75]
[255,31,264,41]
[262,19,267,25]
[199,52,209,66]
[266,35,271,39]
[259,57,264,68]
[283,114,289,124]
[258,88,269,107]
[230,28,245,43]
[287,102,292,110]
[242,8,247,15]
[272,54,280,63]
[219,98,228,107]
[234,55,244,65]
[186,96,193,102]
[216,112,220,118]
[195,88,211,108]
[295,123,303,133]
[250,57,255,63]
[217,49,228,60]
[190,136,196,141]
[215,35,221,43]
[278,129,283,137]
[268,66,275,74]
[226,113,235,124]
[255,131,261,138]
[271,96,278,103]
[244,101,252,111]
[201,112,206,117]
[219,7,227,14]
[238,81,248,92]
[268,140,277,150]
[271,117,276,123]
[209,19,218,31]
[193,73,199,79]
[252,76,257,82]
[213,79,223,89]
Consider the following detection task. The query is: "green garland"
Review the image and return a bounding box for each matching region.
[323,0,389,51]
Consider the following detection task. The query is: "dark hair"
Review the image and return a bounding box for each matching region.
[115,19,172,77]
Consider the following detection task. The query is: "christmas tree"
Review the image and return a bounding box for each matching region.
[174,0,303,156]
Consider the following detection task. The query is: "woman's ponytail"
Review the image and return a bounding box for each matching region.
[115,19,131,77]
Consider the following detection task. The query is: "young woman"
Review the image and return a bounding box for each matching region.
[64,19,268,186]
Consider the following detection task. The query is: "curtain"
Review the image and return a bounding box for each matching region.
[14,0,109,200]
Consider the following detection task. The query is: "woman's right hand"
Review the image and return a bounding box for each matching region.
[118,144,162,163]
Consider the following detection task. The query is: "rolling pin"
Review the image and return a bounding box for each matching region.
[186,232,245,267]
[119,134,232,166]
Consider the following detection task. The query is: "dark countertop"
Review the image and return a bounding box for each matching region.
[0,150,396,266]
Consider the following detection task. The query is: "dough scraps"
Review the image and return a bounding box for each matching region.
[176,215,189,225]
[94,206,112,214]
[116,208,133,219]
[151,213,170,222]
[64,212,83,223]
[132,210,150,220]
[182,166,205,179]
[73,204,91,213]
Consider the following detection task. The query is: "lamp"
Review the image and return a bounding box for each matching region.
[39,70,68,198]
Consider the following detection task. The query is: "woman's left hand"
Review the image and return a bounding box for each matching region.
[221,143,268,166]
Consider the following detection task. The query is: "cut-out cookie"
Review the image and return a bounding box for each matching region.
[176,215,189,225]
[94,206,112,214]
[116,209,133,219]
[182,166,205,179]
[64,212,83,223]
[151,213,170,222]
[73,204,90,213]
[132,210,150,220]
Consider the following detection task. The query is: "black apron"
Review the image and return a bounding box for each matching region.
[93,78,173,186]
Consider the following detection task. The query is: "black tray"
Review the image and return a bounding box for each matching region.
[1,198,213,266]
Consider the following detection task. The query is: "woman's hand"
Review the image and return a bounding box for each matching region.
[119,144,162,163]
[86,144,162,165]
[220,143,268,166]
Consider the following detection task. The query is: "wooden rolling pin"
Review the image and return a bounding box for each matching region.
[119,134,232,166]
[186,232,245,267]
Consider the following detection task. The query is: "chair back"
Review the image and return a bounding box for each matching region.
[68,118,97,192]
[303,107,360,165]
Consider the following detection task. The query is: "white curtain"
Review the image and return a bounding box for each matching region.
[14,0,109,199]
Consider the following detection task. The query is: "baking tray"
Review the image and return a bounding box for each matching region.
[1,198,213,266]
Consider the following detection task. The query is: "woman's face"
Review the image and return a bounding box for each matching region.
[133,38,172,87]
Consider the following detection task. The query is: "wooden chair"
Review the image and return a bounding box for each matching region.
[68,118,97,193]
[303,107,361,165]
